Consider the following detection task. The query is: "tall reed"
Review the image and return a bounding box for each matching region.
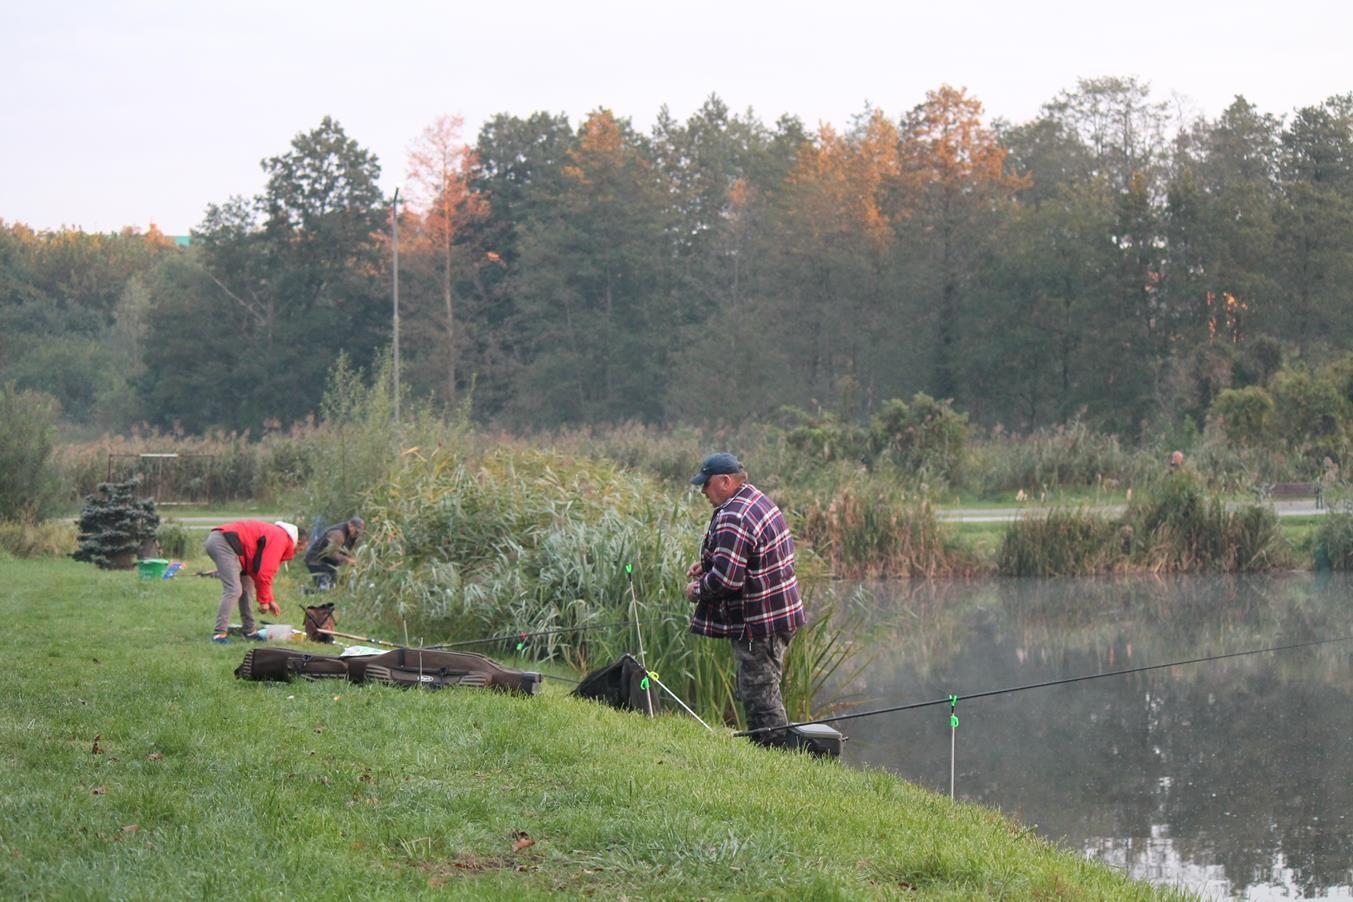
[998,508,1126,577]
[790,486,973,578]
[339,441,853,726]
[1000,476,1288,576]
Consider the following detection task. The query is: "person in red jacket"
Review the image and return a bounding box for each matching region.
[203,519,306,643]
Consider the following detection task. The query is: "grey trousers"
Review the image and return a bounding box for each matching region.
[204,530,256,634]
[731,631,793,745]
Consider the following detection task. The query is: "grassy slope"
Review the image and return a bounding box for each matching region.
[0,559,1175,900]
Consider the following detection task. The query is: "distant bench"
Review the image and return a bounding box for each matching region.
[1254,481,1323,509]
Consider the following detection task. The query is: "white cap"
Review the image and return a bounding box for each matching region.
[274,521,299,545]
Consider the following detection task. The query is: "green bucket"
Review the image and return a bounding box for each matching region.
[136,559,169,580]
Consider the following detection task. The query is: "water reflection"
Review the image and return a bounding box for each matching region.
[823,573,1353,899]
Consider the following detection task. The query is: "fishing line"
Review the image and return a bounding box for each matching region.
[735,633,1353,738]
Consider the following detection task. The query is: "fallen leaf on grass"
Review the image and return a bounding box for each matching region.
[313,725,325,734]
[511,831,535,853]
[145,752,164,762]
[91,786,106,796]
[121,824,139,835]
[91,735,102,755]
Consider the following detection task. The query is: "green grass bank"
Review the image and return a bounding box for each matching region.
[0,559,1175,899]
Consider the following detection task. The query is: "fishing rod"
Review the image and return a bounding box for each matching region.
[425,616,681,650]
[736,634,1353,738]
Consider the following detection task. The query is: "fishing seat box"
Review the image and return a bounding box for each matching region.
[786,723,845,758]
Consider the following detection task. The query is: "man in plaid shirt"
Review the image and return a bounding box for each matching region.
[685,452,804,745]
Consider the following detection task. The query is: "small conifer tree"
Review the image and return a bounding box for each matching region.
[72,478,161,569]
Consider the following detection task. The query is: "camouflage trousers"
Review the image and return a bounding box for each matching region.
[730,631,794,746]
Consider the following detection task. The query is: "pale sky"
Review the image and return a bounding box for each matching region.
[2,0,1348,235]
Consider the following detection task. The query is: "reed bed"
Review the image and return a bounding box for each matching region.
[0,519,76,558]
[998,508,1127,577]
[1311,511,1353,570]
[53,426,319,507]
[336,442,850,727]
[1129,475,1287,572]
[999,475,1287,576]
[790,487,975,578]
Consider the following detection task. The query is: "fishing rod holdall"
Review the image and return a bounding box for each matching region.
[345,648,543,694]
[235,647,543,694]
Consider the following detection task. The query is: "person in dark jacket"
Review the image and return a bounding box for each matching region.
[684,452,804,746]
[304,517,364,589]
[204,520,304,643]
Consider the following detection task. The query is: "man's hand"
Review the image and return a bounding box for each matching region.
[260,601,281,616]
[686,561,703,579]
[685,580,701,601]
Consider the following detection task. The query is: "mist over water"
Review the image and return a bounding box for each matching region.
[823,574,1353,899]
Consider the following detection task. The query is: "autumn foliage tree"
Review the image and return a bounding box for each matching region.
[404,114,487,407]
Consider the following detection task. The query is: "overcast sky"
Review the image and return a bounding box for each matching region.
[2,0,1348,235]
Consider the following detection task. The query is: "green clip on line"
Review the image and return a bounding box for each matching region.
[516,632,527,652]
[625,563,633,575]
[639,670,658,692]
[949,694,959,729]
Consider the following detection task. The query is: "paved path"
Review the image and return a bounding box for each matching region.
[936,499,1327,523]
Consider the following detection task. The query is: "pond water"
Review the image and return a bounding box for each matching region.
[821,573,1353,899]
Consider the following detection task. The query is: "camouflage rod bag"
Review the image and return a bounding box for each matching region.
[571,653,661,713]
[234,647,353,682]
[345,648,543,695]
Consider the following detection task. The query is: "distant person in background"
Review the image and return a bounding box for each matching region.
[204,520,305,643]
[1169,450,1185,471]
[304,517,365,590]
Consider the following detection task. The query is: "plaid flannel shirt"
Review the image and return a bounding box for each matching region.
[690,483,804,640]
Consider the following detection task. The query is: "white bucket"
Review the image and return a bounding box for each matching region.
[262,623,294,640]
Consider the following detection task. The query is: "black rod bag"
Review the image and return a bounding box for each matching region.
[571,653,662,713]
[235,647,541,694]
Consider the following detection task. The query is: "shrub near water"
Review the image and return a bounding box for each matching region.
[1000,474,1287,576]
[1311,511,1353,569]
[344,443,845,726]
[1130,473,1286,572]
[791,486,972,578]
[998,508,1126,577]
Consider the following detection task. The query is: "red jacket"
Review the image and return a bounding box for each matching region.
[211,520,297,608]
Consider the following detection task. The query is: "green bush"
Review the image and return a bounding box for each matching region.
[0,383,62,523]
[1209,385,1275,447]
[156,522,192,559]
[1313,512,1353,570]
[869,393,969,485]
[1269,367,1350,460]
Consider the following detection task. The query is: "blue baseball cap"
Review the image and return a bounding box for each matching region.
[689,452,743,486]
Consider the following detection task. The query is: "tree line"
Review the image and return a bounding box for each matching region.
[3,77,1352,442]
